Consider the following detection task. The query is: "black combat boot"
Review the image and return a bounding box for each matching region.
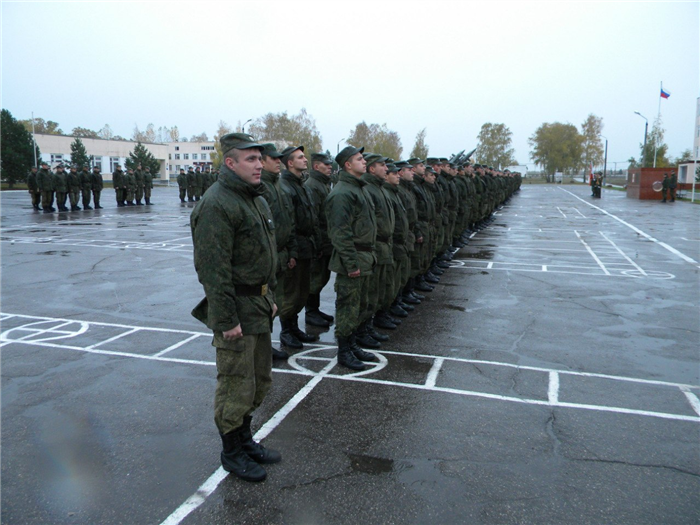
[415,275,434,292]
[240,415,281,464]
[365,319,389,342]
[396,297,414,312]
[290,315,318,343]
[146,198,151,205]
[355,321,381,348]
[337,337,367,371]
[305,308,330,328]
[220,430,267,482]
[389,302,408,318]
[373,311,397,330]
[349,333,379,362]
[279,318,303,349]
[272,346,289,360]
[425,272,440,284]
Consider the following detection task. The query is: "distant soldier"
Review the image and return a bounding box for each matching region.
[134,164,145,205]
[669,170,677,202]
[177,168,187,202]
[37,161,55,213]
[53,164,69,212]
[113,165,127,206]
[91,166,104,209]
[143,166,154,205]
[27,166,41,211]
[67,165,82,211]
[80,166,93,210]
[194,167,203,200]
[187,167,196,202]
[125,168,136,205]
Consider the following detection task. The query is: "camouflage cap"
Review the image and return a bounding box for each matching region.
[365,153,388,167]
[220,132,264,155]
[336,146,364,168]
[311,152,333,165]
[280,145,304,164]
[407,158,424,166]
[261,143,284,159]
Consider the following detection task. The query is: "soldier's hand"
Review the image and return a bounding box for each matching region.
[272,303,278,317]
[288,258,297,269]
[416,236,424,244]
[223,325,243,340]
[348,269,361,278]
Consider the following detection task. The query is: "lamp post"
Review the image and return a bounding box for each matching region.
[337,138,345,155]
[634,111,648,167]
[601,135,608,184]
[242,119,252,133]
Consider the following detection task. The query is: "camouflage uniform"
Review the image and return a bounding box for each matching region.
[190,163,277,436]
[53,167,69,212]
[91,168,104,209]
[187,168,196,201]
[134,168,145,204]
[80,167,93,209]
[27,168,41,210]
[113,167,126,206]
[37,166,55,212]
[143,168,153,204]
[177,170,187,202]
[125,169,136,205]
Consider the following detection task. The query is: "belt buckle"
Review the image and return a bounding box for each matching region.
[261,284,268,296]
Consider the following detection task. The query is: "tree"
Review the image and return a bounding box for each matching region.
[19,117,63,135]
[674,149,693,165]
[70,137,90,170]
[528,122,584,182]
[580,114,604,170]
[641,117,670,168]
[98,124,114,140]
[125,142,160,174]
[210,120,233,170]
[72,127,100,138]
[1,109,41,188]
[248,108,323,154]
[410,128,429,159]
[628,157,639,169]
[347,121,402,160]
[169,126,180,142]
[190,132,209,142]
[475,123,517,168]
[133,123,156,143]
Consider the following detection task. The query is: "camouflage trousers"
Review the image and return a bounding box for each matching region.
[92,190,101,208]
[179,187,187,201]
[144,186,152,201]
[69,191,80,207]
[279,258,311,321]
[56,192,68,209]
[309,254,332,296]
[334,272,371,338]
[82,189,91,208]
[30,190,41,208]
[365,262,392,319]
[135,186,144,202]
[41,191,54,209]
[214,332,272,434]
[393,258,409,300]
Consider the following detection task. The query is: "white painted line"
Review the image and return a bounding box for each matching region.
[486,262,494,269]
[572,207,587,218]
[425,357,444,388]
[559,188,700,267]
[556,207,567,218]
[159,357,338,525]
[548,371,559,403]
[86,328,140,349]
[599,231,648,276]
[542,265,548,272]
[152,334,204,358]
[680,387,700,417]
[575,230,610,275]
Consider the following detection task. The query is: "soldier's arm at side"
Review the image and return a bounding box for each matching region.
[326,192,360,275]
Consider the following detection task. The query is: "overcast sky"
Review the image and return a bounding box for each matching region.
[2,1,698,169]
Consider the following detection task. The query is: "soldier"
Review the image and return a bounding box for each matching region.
[278,146,318,349]
[27,165,41,211]
[202,167,212,194]
[177,168,188,203]
[67,165,82,211]
[304,152,335,328]
[91,166,104,209]
[80,166,93,210]
[113,164,127,206]
[125,168,136,205]
[37,161,55,213]
[260,143,297,360]
[187,167,196,202]
[669,170,677,202]
[53,164,69,212]
[143,166,154,205]
[399,159,425,304]
[661,173,670,203]
[326,146,378,370]
[190,132,280,483]
[134,164,145,205]
[194,167,204,200]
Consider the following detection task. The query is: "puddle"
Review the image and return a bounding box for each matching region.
[462,250,494,259]
[348,453,394,475]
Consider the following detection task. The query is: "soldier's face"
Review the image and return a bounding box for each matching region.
[399,168,413,182]
[413,163,425,176]
[345,153,366,177]
[290,150,308,171]
[314,162,332,176]
[262,156,281,174]
[425,172,436,184]
[370,161,387,180]
[387,171,400,186]
[228,148,263,185]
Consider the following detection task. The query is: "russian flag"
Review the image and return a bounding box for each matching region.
[660,87,671,99]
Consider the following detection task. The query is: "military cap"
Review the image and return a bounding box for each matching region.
[385,158,395,164]
[395,161,410,169]
[426,166,437,174]
[219,132,264,154]
[188,166,194,171]
[261,143,284,159]
[179,168,185,172]
[426,157,440,166]
[336,145,365,168]
[56,164,65,168]
[145,166,150,170]
[386,164,400,173]
[40,160,49,166]
[439,157,449,163]
[311,152,333,165]
[365,153,388,167]
[280,145,304,164]
[93,165,100,169]
[407,158,424,166]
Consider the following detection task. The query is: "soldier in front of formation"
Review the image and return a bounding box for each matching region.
[177,168,188,203]
[91,166,104,209]
[53,164,69,212]
[113,164,127,207]
[80,166,93,210]
[143,166,154,205]
[37,161,55,213]
[27,165,41,211]
[67,165,82,211]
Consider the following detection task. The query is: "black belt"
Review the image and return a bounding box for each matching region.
[354,244,373,252]
[376,235,391,243]
[235,284,268,296]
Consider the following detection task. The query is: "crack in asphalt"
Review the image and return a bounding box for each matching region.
[569,458,700,478]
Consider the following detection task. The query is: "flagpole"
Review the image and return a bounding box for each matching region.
[653,82,662,168]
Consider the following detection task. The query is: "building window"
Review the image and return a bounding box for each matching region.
[110,157,120,171]
[50,154,63,164]
[175,146,180,151]
[201,153,208,160]
[92,156,102,171]
[201,146,214,151]
[174,153,180,160]
[176,165,180,172]
[184,153,189,160]
[169,153,172,160]
[192,153,198,160]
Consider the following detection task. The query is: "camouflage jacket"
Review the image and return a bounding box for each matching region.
[325,170,377,275]
[304,170,333,256]
[67,170,81,191]
[280,170,317,260]
[361,173,395,265]
[187,171,196,188]
[134,170,145,188]
[177,172,187,188]
[143,171,153,189]
[27,170,39,191]
[53,170,68,192]
[37,168,54,191]
[261,169,298,273]
[113,169,125,189]
[398,178,419,248]
[80,170,92,191]
[384,183,410,260]
[91,172,104,191]
[412,176,435,232]
[190,164,277,342]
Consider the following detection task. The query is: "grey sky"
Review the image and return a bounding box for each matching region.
[2,1,698,168]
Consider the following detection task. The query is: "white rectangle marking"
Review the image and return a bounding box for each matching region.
[425,358,444,388]
[548,371,559,404]
[681,387,700,417]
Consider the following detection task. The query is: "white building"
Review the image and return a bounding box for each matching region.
[166,141,216,177]
[676,96,700,184]
[34,134,169,181]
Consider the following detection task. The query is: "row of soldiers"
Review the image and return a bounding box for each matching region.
[176,166,219,202]
[254,140,521,369]
[111,164,156,206]
[28,162,105,212]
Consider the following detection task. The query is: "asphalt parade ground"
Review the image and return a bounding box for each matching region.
[1,184,699,525]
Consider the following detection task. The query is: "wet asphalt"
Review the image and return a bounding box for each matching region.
[1,184,699,525]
